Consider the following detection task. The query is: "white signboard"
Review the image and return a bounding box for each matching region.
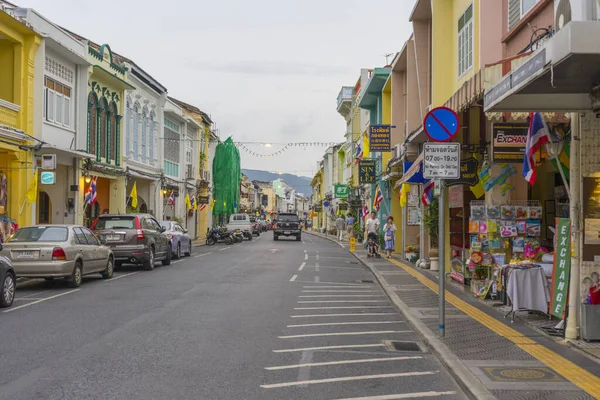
[423,143,461,179]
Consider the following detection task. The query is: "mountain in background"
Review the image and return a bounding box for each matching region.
[242,169,312,195]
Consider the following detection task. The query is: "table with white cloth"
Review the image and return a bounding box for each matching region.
[505,265,551,322]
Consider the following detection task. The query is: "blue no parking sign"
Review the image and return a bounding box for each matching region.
[423,107,460,142]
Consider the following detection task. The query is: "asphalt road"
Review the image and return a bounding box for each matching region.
[0,232,467,400]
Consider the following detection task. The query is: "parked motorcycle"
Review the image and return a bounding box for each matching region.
[232,230,244,243]
[206,227,234,246]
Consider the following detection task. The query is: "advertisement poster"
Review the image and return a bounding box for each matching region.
[584,218,600,245]
[407,207,420,225]
[491,123,528,163]
[358,159,376,183]
[551,218,571,319]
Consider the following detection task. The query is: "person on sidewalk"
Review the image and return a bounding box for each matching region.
[346,213,355,237]
[365,211,380,256]
[383,216,397,259]
[335,215,346,241]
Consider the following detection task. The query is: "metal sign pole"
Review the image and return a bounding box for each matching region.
[438,180,446,338]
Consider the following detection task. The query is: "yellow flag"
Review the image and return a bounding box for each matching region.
[400,183,410,207]
[363,133,370,158]
[185,193,191,210]
[210,199,216,211]
[25,169,38,204]
[129,182,138,208]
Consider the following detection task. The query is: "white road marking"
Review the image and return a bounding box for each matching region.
[289,275,298,282]
[194,252,212,258]
[18,289,51,298]
[265,356,422,370]
[306,265,362,271]
[298,300,388,303]
[296,281,363,286]
[304,254,308,260]
[315,262,320,272]
[290,313,398,318]
[260,371,438,389]
[334,392,458,400]
[298,262,306,271]
[2,289,80,313]
[172,260,182,264]
[294,306,394,310]
[273,343,386,353]
[287,321,404,328]
[316,254,319,261]
[299,295,386,298]
[219,247,230,252]
[314,276,320,283]
[304,249,307,253]
[108,271,140,281]
[14,297,45,301]
[301,290,380,293]
[302,286,374,289]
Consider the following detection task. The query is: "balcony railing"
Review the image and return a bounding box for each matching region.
[0,99,20,129]
[336,87,353,108]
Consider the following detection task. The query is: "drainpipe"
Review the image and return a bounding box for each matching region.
[565,112,581,340]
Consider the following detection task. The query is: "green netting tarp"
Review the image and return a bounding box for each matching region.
[212,137,241,217]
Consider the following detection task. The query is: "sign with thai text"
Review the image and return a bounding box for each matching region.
[551,218,571,319]
[358,159,376,183]
[198,196,210,204]
[491,123,528,163]
[334,184,349,198]
[446,158,480,187]
[369,125,391,152]
[423,143,461,179]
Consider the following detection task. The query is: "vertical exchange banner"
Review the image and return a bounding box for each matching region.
[551,217,571,319]
[369,125,391,152]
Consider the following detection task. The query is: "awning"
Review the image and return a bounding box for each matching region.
[37,145,94,159]
[394,152,423,188]
[127,170,160,181]
[484,21,600,112]
[443,69,484,112]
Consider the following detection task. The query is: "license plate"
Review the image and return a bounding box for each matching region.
[106,234,121,241]
[16,251,35,259]
[284,231,291,235]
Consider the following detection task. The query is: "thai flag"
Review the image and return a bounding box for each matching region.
[422,180,434,206]
[522,112,550,185]
[361,203,369,220]
[354,141,363,165]
[168,190,175,210]
[373,185,384,211]
[84,177,97,206]
[199,204,207,212]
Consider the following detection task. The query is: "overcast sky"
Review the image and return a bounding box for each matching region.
[21,0,415,178]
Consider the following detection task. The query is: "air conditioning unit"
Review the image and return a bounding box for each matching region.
[402,143,418,158]
[555,0,599,31]
[392,144,401,159]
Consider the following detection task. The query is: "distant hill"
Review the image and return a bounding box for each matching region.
[242,169,312,195]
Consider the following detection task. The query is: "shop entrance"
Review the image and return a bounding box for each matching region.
[38,191,51,224]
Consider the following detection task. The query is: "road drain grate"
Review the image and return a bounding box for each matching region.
[384,341,424,352]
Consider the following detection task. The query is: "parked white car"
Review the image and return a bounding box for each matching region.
[226,213,253,240]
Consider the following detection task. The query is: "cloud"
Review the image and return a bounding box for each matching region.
[186,60,350,76]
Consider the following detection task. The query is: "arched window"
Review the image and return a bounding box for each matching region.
[149,111,156,162]
[133,102,139,161]
[141,106,148,162]
[99,97,108,159]
[109,102,117,162]
[87,92,98,155]
[125,96,132,156]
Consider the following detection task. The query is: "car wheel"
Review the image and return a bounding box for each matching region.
[143,248,155,271]
[274,235,278,241]
[296,235,301,242]
[68,262,83,288]
[1,271,15,308]
[102,257,114,279]
[248,233,252,241]
[184,241,192,257]
[174,242,181,259]
[162,247,172,266]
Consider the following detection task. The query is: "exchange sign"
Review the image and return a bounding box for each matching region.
[423,143,461,179]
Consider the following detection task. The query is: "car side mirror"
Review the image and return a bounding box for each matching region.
[183,229,188,233]
[99,238,106,245]
[160,227,166,233]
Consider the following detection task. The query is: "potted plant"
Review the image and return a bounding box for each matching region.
[423,198,439,271]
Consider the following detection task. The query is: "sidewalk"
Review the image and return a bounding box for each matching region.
[306,230,600,400]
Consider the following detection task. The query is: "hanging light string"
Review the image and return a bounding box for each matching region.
[235,141,339,158]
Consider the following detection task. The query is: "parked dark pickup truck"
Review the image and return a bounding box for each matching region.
[273,213,301,241]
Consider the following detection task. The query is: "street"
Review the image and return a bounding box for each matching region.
[0,233,466,400]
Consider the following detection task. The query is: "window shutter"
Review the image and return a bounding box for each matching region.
[508,0,521,29]
[48,90,55,123]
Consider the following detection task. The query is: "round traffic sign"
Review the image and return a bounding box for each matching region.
[423,107,460,142]
[324,201,330,207]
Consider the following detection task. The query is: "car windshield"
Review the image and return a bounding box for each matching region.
[94,217,136,230]
[160,222,173,230]
[278,215,299,222]
[8,227,68,242]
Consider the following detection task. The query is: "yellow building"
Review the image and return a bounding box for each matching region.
[310,169,324,230]
[80,42,134,226]
[0,10,40,232]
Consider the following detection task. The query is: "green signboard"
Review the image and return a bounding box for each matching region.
[334,184,349,198]
[551,218,571,319]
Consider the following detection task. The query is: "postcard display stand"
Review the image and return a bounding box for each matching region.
[467,200,543,300]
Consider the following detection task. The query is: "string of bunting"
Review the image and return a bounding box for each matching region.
[236,142,337,158]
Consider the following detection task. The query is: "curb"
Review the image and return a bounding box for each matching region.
[349,251,495,400]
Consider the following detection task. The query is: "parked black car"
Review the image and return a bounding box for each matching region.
[273,213,301,241]
[92,214,171,270]
[0,246,15,308]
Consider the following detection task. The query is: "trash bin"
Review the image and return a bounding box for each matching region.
[581,304,600,341]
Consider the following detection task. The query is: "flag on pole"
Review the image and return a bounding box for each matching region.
[84,177,97,206]
[185,193,192,211]
[129,182,138,209]
[363,133,370,158]
[168,190,175,210]
[372,185,384,211]
[190,194,197,210]
[209,199,216,211]
[422,180,434,206]
[361,203,369,220]
[354,141,363,165]
[522,112,550,185]
[399,183,410,207]
[25,169,38,204]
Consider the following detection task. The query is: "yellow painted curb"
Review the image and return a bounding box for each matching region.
[387,258,600,399]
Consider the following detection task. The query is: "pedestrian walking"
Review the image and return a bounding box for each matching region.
[365,211,380,255]
[335,215,345,241]
[346,213,355,236]
[383,216,397,259]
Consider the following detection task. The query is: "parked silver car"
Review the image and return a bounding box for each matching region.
[160,221,192,259]
[0,225,114,288]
